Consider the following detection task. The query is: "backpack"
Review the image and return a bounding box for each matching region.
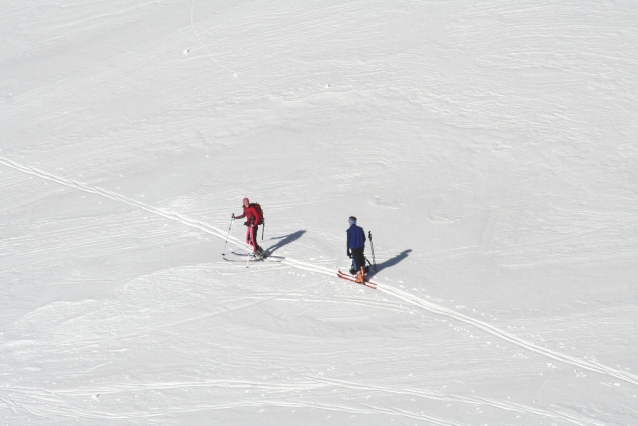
[250,202,264,225]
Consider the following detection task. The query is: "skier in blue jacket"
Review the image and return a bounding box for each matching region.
[346,216,367,283]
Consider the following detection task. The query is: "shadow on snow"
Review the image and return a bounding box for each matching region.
[264,230,306,256]
[367,249,412,277]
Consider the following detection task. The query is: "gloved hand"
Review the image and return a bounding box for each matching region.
[347,250,351,258]
[244,222,248,226]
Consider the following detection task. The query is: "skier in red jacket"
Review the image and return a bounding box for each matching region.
[234,197,264,257]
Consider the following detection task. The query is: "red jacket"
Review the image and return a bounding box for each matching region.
[235,204,262,227]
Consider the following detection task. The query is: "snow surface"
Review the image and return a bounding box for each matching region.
[2,0,637,424]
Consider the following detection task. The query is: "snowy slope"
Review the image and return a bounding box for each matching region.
[1,0,637,424]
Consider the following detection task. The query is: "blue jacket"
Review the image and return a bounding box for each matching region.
[346,224,366,249]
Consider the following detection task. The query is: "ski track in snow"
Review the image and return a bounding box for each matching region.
[2,155,638,394]
[311,377,606,426]
[1,377,607,426]
[0,156,241,248]
[1,386,465,426]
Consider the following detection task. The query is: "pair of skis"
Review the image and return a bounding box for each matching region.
[222,250,285,263]
[336,270,377,289]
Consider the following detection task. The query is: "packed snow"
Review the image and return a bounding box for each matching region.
[1,0,637,424]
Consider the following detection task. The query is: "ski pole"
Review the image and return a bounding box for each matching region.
[221,214,234,256]
[368,231,377,272]
[262,222,265,241]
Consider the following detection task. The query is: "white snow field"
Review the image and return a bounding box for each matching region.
[2,0,637,424]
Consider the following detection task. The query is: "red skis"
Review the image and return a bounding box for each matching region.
[336,270,377,289]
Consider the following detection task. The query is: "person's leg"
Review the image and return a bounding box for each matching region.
[352,248,364,270]
[253,225,262,254]
[352,248,366,283]
[248,227,258,252]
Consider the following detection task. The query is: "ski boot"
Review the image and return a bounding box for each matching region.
[355,267,365,283]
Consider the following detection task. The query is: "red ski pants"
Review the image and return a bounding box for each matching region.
[245,225,259,252]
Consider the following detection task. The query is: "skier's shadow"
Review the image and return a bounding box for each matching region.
[264,230,306,256]
[367,249,412,277]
